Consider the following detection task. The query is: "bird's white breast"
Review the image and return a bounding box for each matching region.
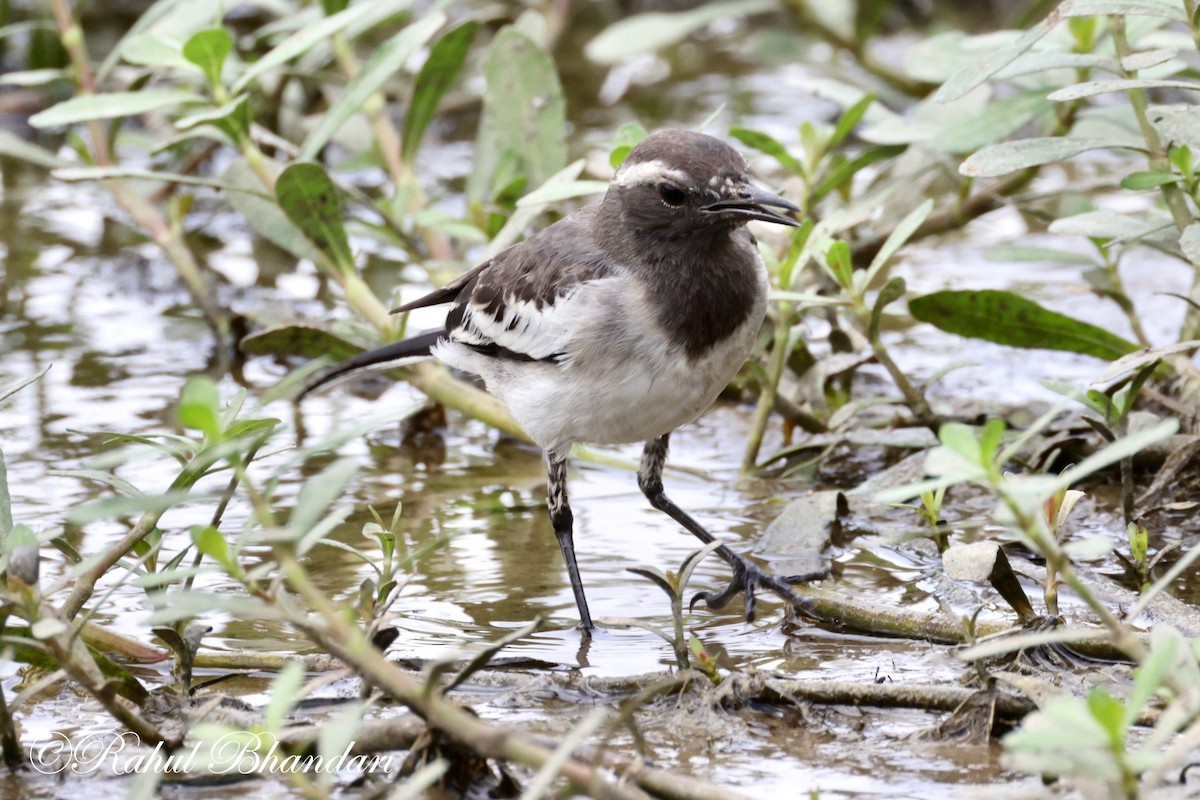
[433,253,769,455]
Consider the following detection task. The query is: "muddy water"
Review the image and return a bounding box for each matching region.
[3,18,1197,800]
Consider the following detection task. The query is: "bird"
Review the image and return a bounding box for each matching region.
[301,129,803,631]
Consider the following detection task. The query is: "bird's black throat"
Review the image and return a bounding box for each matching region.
[627,225,761,360]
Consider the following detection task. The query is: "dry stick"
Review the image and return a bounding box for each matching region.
[274,550,744,800]
[762,677,1034,718]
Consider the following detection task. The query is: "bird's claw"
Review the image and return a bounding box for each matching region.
[689,560,760,622]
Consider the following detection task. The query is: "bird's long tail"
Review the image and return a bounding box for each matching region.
[298,330,443,400]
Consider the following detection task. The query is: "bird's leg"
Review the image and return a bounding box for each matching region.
[546,452,594,631]
[638,434,797,622]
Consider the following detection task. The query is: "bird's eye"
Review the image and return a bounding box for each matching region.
[657,183,686,207]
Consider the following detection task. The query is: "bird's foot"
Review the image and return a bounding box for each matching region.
[690,557,827,623]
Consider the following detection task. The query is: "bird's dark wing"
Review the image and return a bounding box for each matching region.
[408,207,614,362]
[390,259,492,314]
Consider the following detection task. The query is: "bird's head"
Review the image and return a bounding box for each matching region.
[603,130,801,237]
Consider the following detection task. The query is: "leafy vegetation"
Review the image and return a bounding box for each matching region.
[1,0,1200,797]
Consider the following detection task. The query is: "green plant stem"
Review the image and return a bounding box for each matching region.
[32,599,175,746]
[742,306,793,472]
[1103,252,1151,347]
[1044,562,1060,617]
[870,335,934,428]
[59,509,161,620]
[48,0,229,341]
[330,33,454,262]
[1110,15,1200,338]
[852,294,934,428]
[1184,0,1200,59]
[1005,500,1160,673]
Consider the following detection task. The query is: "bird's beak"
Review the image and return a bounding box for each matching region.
[702,184,802,227]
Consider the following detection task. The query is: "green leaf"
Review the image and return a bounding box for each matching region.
[979,418,1007,463]
[178,376,222,440]
[288,458,359,539]
[231,2,380,94]
[264,661,305,733]
[317,701,367,775]
[829,93,875,150]
[1042,379,1110,416]
[930,92,1055,155]
[1126,629,1178,728]
[191,525,231,568]
[48,468,144,498]
[1120,170,1179,190]
[275,162,355,274]
[825,241,853,289]
[0,449,11,548]
[224,418,280,443]
[1049,78,1200,101]
[321,0,349,13]
[401,20,477,165]
[961,138,1140,178]
[223,159,325,265]
[52,165,269,197]
[810,145,904,204]
[468,28,567,204]
[68,489,211,525]
[1091,339,1200,384]
[1086,688,1126,745]
[96,0,189,82]
[1155,110,1200,150]
[609,122,648,169]
[0,366,50,405]
[909,290,1140,361]
[1047,418,1177,492]
[934,0,1184,102]
[985,245,1096,265]
[486,160,584,258]
[933,22,1059,103]
[240,324,368,361]
[0,128,65,169]
[0,68,68,87]
[119,32,193,70]
[515,179,608,207]
[938,421,982,464]
[29,90,202,128]
[862,199,932,288]
[1168,144,1192,178]
[182,28,232,88]
[301,12,446,160]
[1048,208,1172,242]
[176,94,251,141]
[31,619,67,640]
[868,277,906,342]
[584,0,776,64]
[729,127,801,173]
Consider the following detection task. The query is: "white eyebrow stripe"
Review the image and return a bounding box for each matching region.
[613,159,689,188]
